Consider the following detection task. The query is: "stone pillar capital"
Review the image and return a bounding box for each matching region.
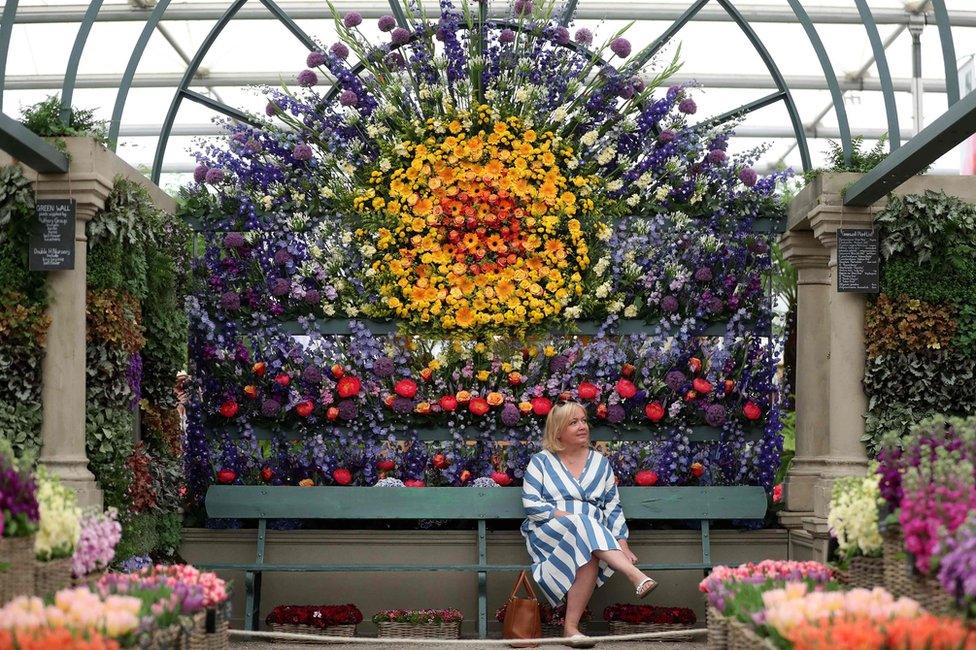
[32,172,115,222]
[807,205,879,255]
[779,230,830,270]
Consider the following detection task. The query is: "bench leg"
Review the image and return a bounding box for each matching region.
[478,520,487,639]
[701,520,712,579]
[244,570,263,631]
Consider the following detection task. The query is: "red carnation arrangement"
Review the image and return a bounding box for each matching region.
[602,604,696,625]
[266,604,364,628]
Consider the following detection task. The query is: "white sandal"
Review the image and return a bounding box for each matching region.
[566,633,596,648]
[635,577,658,599]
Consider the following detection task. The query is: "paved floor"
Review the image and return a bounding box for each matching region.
[232,638,706,649]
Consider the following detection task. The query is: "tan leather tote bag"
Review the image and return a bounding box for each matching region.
[502,570,543,648]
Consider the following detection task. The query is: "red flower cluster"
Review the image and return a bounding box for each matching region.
[265,604,364,628]
[602,604,696,625]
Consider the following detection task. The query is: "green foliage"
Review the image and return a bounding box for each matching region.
[824,135,889,173]
[881,258,976,305]
[155,512,184,559]
[19,95,110,150]
[115,512,160,561]
[0,165,45,306]
[876,191,976,263]
[864,402,929,457]
[956,303,976,355]
[0,402,42,459]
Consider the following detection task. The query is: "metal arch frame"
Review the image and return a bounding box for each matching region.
[713,0,811,171]
[624,0,710,73]
[785,0,852,163]
[60,0,104,122]
[0,0,18,112]
[853,0,901,150]
[930,0,959,106]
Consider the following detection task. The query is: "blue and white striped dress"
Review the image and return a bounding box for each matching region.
[520,448,629,606]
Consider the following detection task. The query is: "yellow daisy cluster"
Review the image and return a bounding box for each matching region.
[354,105,605,331]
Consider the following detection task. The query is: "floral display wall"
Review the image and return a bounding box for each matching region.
[182,0,787,520]
[864,191,976,454]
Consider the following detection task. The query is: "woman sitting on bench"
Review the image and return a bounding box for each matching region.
[521,400,658,648]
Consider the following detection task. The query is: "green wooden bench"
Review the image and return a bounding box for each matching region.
[202,485,767,637]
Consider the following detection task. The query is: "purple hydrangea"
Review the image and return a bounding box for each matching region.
[661,295,679,313]
[270,278,290,297]
[193,164,208,183]
[204,168,224,184]
[391,27,411,46]
[705,404,726,427]
[707,149,727,165]
[219,291,240,311]
[223,232,245,249]
[694,267,713,283]
[575,28,593,45]
[297,69,318,87]
[306,51,327,67]
[293,143,313,161]
[610,37,632,58]
[739,167,758,187]
[553,26,570,45]
[303,289,320,304]
[261,399,281,417]
[343,11,362,28]
[373,356,395,378]
[378,14,396,32]
[501,403,521,427]
[665,370,686,392]
[499,28,515,44]
[330,42,350,60]
[514,0,533,16]
[337,399,358,421]
[339,90,359,107]
[606,404,625,424]
[679,98,698,114]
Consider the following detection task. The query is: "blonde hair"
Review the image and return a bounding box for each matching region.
[542,401,587,453]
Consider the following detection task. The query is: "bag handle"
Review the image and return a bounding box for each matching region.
[508,570,538,601]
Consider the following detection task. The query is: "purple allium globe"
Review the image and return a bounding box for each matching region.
[219,291,240,311]
[606,404,625,424]
[739,166,758,187]
[223,232,245,249]
[343,11,362,28]
[306,51,326,67]
[661,295,679,313]
[553,26,570,45]
[204,168,224,184]
[549,354,569,373]
[706,297,724,313]
[501,403,521,427]
[574,28,593,45]
[678,98,698,114]
[610,37,632,58]
[193,164,208,183]
[391,27,411,46]
[303,289,320,304]
[293,143,313,161]
[330,42,350,60]
[499,28,516,44]
[270,278,290,297]
[265,102,277,116]
[665,370,686,392]
[705,404,726,427]
[707,149,727,165]
[303,366,323,383]
[297,69,318,87]
[514,0,533,16]
[631,76,646,93]
[261,399,281,417]
[658,129,676,144]
[392,397,414,414]
[373,356,395,378]
[337,399,358,421]
[694,267,713,283]
[339,90,359,107]
[378,14,396,32]
[273,249,293,266]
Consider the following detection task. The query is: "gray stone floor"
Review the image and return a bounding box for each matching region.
[232,638,706,649]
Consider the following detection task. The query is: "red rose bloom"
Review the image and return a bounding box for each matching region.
[635,470,658,486]
[336,375,361,398]
[690,462,704,478]
[644,401,665,422]
[577,382,599,400]
[252,361,267,376]
[432,453,450,469]
[615,379,637,399]
[394,378,418,399]
[377,459,395,472]
[404,479,426,488]
[530,396,552,416]
[692,378,712,394]
[219,400,239,418]
[469,396,490,416]
[491,471,513,486]
[216,468,237,484]
[743,401,762,420]
[260,467,273,482]
[439,395,458,411]
[275,373,291,387]
[688,357,702,373]
[332,468,352,485]
[331,364,345,378]
[295,400,314,417]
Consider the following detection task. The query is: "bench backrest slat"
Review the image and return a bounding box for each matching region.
[206,486,767,521]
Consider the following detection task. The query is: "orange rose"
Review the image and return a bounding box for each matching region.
[508,372,523,385]
[299,478,314,487]
[519,401,533,413]
[383,394,396,407]
[420,367,434,381]
[486,392,504,407]
[415,401,432,414]
[456,390,472,403]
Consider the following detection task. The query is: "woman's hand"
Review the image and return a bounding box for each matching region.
[553,509,573,518]
[618,540,638,564]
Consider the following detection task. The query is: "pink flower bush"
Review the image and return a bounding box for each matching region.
[699,560,833,593]
[138,564,228,607]
[72,508,122,578]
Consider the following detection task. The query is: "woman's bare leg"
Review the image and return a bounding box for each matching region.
[591,549,650,586]
[564,557,599,636]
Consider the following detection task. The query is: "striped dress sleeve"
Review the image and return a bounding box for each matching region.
[600,459,629,540]
[522,455,555,522]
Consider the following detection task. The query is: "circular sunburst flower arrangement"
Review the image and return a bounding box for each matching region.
[354,105,608,330]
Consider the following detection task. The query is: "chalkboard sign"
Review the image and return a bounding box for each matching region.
[29,199,76,271]
[836,228,879,293]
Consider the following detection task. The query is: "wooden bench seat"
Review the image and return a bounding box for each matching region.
[202,485,768,637]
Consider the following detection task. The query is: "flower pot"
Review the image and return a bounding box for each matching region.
[727,618,776,650]
[269,622,357,643]
[882,527,911,597]
[608,620,696,640]
[837,556,884,590]
[205,601,231,650]
[33,556,73,596]
[0,535,36,603]
[375,620,460,639]
[179,611,208,650]
[907,573,955,615]
[707,605,729,649]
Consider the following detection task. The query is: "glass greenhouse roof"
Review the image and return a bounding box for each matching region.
[3,0,975,192]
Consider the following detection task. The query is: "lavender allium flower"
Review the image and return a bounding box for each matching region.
[392,397,414,414]
[606,404,625,424]
[705,404,726,427]
[665,370,686,392]
[694,267,713,283]
[473,477,500,488]
[575,28,593,45]
[739,167,758,187]
[658,130,676,143]
[204,168,224,184]
[297,69,318,87]
[549,354,569,373]
[707,149,727,165]
[306,51,326,67]
[499,28,516,44]
[193,165,208,183]
[373,356,395,378]
[273,249,293,266]
[223,232,245,249]
[303,289,320,304]
[514,0,533,16]
[339,90,359,107]
[378,14,396,32]
[270,278,290,297]
[293,143,313,161]
[678,98,698,114]
[631,76,645,92]
[391,27,410,46]
[375,477,405,487]
[610,38,632,58]
[661,295,679,313]
[265,102,277,116]
[261,399,281,417]
[337,399,358,421]
[219,291,240,311]
[501,403,521,427]
[343,11,362,28]
[553,26,570,45]
[303,366,323,383]
[384,52,405,69]
[330,42,350,60]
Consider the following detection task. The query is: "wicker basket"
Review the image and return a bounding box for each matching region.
[375,620,461,639]
[33,556,73,596]
[0,534,35,603]
[841,556,885,590]
[707,606,728,649]
[269,622,357,642]
[882,527,910,597]
[205,601,231,650]
[179,611,208,650]
[906,573,955,615]
[727,618,776,650]
[150,624,183,650]
[608,620,696,640]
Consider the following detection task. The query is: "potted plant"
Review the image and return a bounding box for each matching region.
[371,608,462,639]
[33,466,82,596]
[827,473,884,589]
[266,604,363,640]
[602,603,696,638]
[0,440,40,602]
